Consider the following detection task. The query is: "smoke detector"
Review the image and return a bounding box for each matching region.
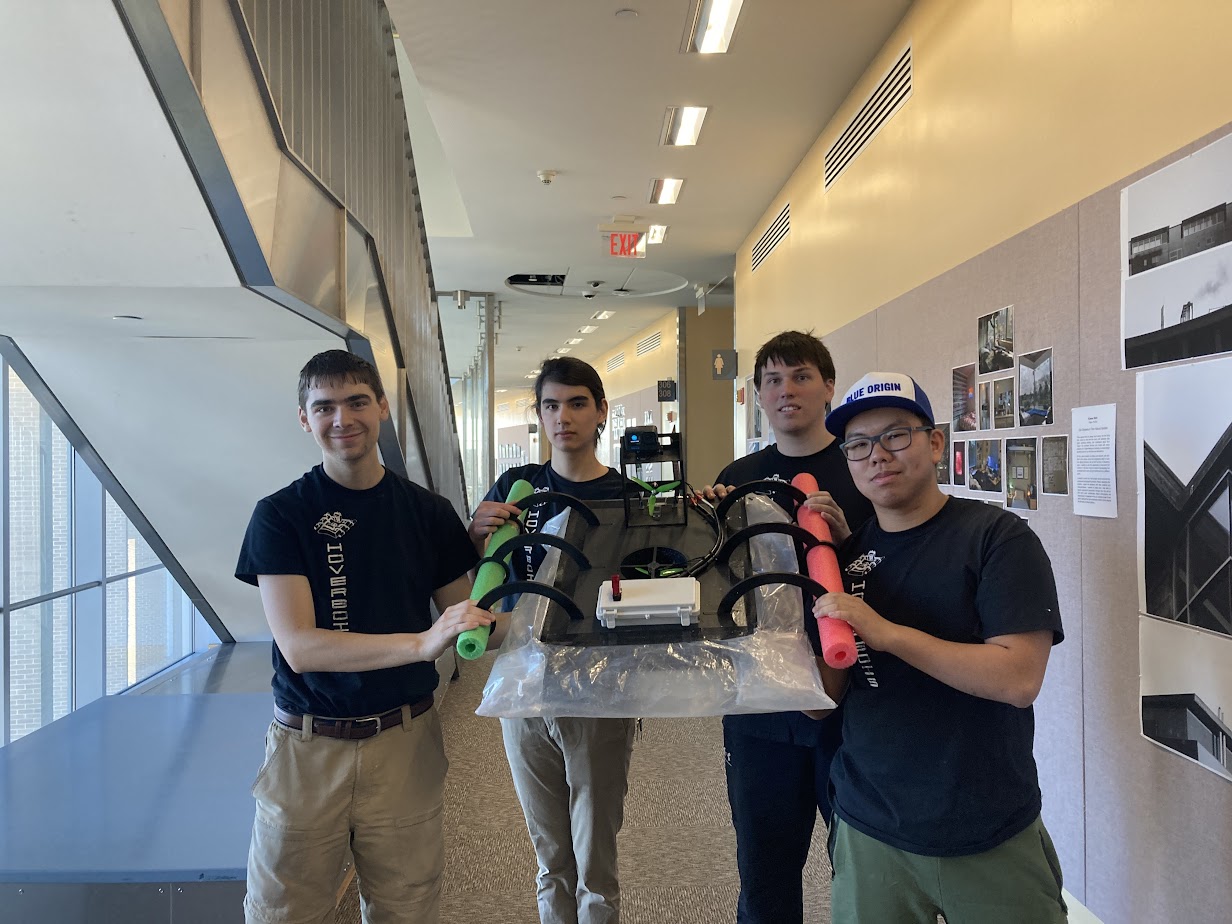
[536,169,558,186]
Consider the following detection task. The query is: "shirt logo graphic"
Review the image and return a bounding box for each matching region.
[846,550,883,576]
[314,511,356,538]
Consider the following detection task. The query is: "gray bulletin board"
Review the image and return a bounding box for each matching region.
[814,124,1232,922]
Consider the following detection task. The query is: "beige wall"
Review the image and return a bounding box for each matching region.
[494,387,536,430]
[736,0,1232,360]
[680,306,735,483]
[592,311,680,399]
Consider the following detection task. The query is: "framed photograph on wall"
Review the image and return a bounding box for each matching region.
[978,381,992,430]
[978,304,1015,374]
[1122,132,1232,370]
[1137,355,1232,783]
[934,422,951,485]
[1018,348,1054,426]
[952,363,977,431]
[993,376,1015,430]
[1005,437,1038,510]
[1042,435,1070,495]
[967,439,1002,494]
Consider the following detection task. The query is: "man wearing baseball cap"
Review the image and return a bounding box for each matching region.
[816,372,1068,924]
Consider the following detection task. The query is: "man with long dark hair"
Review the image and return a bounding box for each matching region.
[470,356,637,924]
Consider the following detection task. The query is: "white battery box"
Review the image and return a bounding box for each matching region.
[595,577,701,629]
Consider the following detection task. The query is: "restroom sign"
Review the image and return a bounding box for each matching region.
[608,232,646,259]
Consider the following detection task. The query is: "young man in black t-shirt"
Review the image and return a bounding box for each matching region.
[700,332,874,924]
[235,351,496,924]
[469,357,638,924]
[816,372,1067,924]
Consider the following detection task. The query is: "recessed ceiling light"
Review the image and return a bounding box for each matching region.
[524,374,537,380]
[649,178,684,205]
[112,314,144,321]
[615,8,638,17]
[591,310,615,320]
[683,0,745,54]
[568,338,585,345]
[661,106,708,146]
[495,388,508,393]
[556,347,572,354]
[610,195,628,201]
[578,325,599,333]
[647,224,668,244]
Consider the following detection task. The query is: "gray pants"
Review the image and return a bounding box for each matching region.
[501,717,637,924]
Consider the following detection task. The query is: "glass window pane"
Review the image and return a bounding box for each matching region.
[105,493,162,576]
[8,597,72,742]
[106,569,191,693]
[8,368,73,602]
[1190,563,1231,637]
[1187,485,1230,598]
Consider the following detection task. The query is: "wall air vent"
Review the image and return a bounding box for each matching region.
[607,352,626,372]
[824,44,912,191]
[751,203,790,272]
[636,331,662,356]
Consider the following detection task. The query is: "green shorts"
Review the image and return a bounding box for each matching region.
[828,814,1069,924]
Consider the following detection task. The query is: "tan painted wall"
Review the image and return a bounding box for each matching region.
[592,311,680,399]
[680,306,735,483]
[736,0,1232,359]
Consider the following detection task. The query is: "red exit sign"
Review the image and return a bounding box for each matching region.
[608,231,646,259]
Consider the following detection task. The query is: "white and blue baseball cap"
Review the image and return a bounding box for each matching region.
[825,372,934,437]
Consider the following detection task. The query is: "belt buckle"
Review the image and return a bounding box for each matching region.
[354,714,382,737]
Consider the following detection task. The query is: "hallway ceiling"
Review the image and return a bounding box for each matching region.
[389,0,913,389]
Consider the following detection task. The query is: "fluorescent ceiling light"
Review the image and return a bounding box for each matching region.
[647,224,668,244]
[524,374,537,379]
[662,106,708,146]
[591,311,615,320]
[578,325,599,333]
[685,0,745,54]
[495,388,508,393]
[568,338,585,344]
[556,347,572,354]
[649,178,684,205]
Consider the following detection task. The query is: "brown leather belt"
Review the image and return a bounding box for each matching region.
[273,696,433,740]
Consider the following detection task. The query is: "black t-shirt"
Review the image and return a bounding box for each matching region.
[714,442,875,746]
[831,497,1064,857]
[484,463,629,580]
[235,465,478,718]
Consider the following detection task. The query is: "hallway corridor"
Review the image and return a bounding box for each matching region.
[337,654,832,923]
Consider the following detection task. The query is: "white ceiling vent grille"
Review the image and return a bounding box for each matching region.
[824,44,912,191]
[607,352,626,372]
[515,397,531,410]
[497,402,510,413]
[636,331,662,356]
[751,203,790,272]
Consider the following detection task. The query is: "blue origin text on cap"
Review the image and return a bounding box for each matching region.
[825,372,934,437]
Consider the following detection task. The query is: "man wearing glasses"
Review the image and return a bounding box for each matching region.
[815,372,1068,924]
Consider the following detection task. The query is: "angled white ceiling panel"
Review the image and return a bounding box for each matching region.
[0,0,237,288]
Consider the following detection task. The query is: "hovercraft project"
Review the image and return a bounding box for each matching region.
[470,426,848,719]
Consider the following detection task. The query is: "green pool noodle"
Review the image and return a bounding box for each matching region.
[456,478,535,660]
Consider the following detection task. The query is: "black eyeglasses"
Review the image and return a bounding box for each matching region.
[839,426,934,461]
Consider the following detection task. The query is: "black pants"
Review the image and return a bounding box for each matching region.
[723,722,840,924]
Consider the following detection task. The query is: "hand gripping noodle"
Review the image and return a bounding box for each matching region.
[456,479,534,660]
[791,473,858,669]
